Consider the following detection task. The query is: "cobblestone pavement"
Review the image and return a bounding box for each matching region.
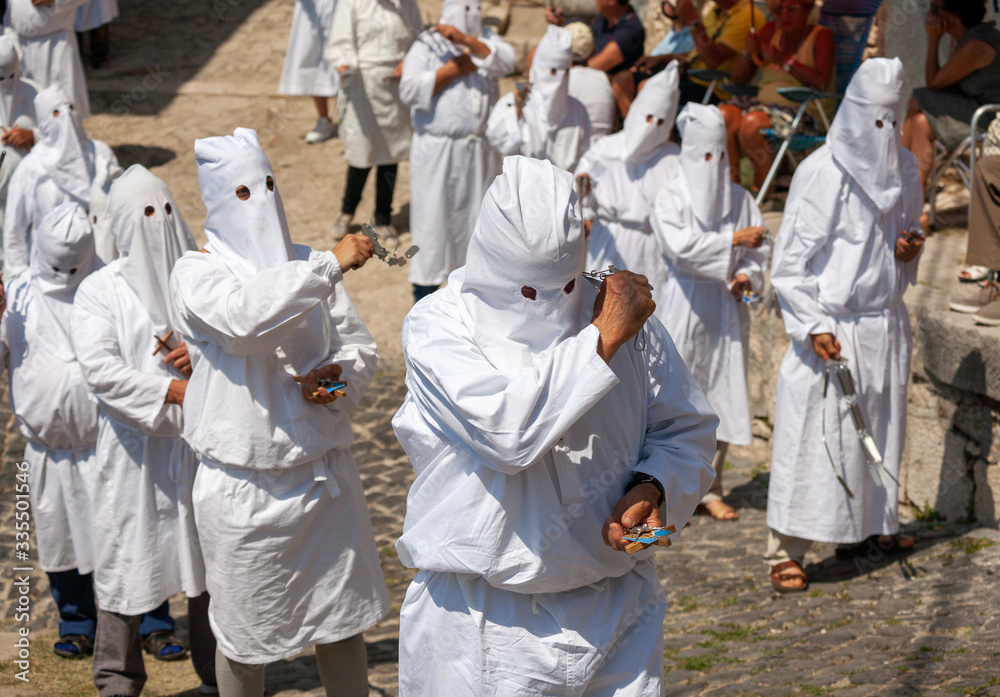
[4,370,1000,696]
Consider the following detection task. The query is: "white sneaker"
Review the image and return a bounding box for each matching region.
[331,213,353,241]
[305,117,336,144]
[374,224,398,245]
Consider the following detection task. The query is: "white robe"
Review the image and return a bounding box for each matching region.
[576,133,678,297]
[278,0,340,97]
[652,182,768,447]
[400,29,515,287]
[169,246,389,664]
[0,77,39,237]
[325,0,422,168]
[767,145,923,544]
[486,91,591,172]
[1,274,98,574]
[393,276,717,694]
[3,139,118,278]
[74,0,118,31]
[71,261,206,615]
[8,0,91,120]
[568,66,615,144]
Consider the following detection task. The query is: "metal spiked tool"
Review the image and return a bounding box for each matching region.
[359,222,419,267]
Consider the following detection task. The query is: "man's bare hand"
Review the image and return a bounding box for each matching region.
[895,230,923,263]
[435,24,468,45]
[675,0,699,25]
[733,226,766,248]
[810,332,841,361]
[299,364,345,405]
[2,126,33,150]
[730,273,751,298]
[592,271,655,364]
[165,379,187,405]
[333,233,375,271]
[603,482,664,551]
[544,5,565,25]
[631,55,667,73]
[451,53,477,77]
[163,342,192,377]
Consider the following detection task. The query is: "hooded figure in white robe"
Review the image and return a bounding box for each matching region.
[2,203,99,578]
[6,0,91,120]
[766,58,922,562]
[4,85,121,278]
[393,155,717,696]
[652,103,769,514]
[71,164,213,695]
[400,0,516,290]
[0,33,40,235]
[577,62,681,297]
[169,128,388,677]
[486,25,592,172]
[279,0,340,97]
[324,0,422,168]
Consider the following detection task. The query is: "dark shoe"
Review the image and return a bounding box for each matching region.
[142,631,189,661]
[835,534,915,559]
[53,634,94,658]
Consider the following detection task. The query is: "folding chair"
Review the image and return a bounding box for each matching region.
[926,104,1000,229]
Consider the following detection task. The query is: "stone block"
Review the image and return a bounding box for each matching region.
[919,310,1000,404]
[975,460,1000,528]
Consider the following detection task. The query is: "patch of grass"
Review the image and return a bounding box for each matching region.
[717,596,739,608]
[675,653,741,672]
[914,502,943,522]
[885,616,902,626]
[723,460,734,471]
[829,617,854,629]
[839,591,852,603]
[808,589,823,598]
[949,537,996,555]
[761,647,785,658]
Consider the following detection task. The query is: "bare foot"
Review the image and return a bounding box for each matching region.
[697,500,739,521]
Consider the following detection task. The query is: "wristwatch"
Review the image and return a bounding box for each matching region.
[624,472,665,507]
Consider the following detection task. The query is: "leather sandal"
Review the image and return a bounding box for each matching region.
[770,560,808,593]
[142,631,189,661]
[53,634,94,659]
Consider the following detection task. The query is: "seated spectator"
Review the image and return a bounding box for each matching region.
[614,0,765,115]
[544,0,645,77]
[566,22,618,142]
[719,0,834,190]
[903,0,1000,193]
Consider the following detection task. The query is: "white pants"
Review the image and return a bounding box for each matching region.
[763,528,813,567]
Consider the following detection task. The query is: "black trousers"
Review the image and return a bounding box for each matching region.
[342,164,397,225]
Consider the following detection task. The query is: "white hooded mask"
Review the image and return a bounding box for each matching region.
[826,57,904,214]
[440,0,482,36]
[27,203,99,361]
[32,85,94,204]
[195,128,296,281]
[529,26,573,131]
[109,164,197,335]
[622,60,680,169]
[677,103,731,231]
[457,155,586,372]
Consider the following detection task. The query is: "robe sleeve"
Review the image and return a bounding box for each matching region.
[485,93,523,157]
[770,161,838,343]
[170,250,345,357]
[897,149,924,286]
[652,185,734,284]
[403,320,620,475]
[630,318,718,530]
[71,277,173,431]
[730,187,770,292]
[473,32,516,76]
[3,166,32,279]
[315,285,378,413]
[574,148,599,220]
[325,0,358,69]
[399,37,437,112]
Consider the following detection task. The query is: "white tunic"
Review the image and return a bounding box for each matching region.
[400,29,515,287]
[71,261,206,615]
[576,133,678,298]
[325,0,422,168]
[485,92,591,172]
[169,246,389,664]
[568,66,616,144]
[3,140,118,278]
[8,0,91,119]
[0,77,39,236]
[1,275,98,574]
[767,145,922,544]
[278,0,340,97]
[393,276,718,693]
[652,182,768,446]
[74,0,118,31]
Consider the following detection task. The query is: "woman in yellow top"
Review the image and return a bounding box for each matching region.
[719,0,834,191]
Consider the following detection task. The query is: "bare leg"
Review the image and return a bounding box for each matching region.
[611,70,637,119]
[313,96,330,120]
[315,635,369,697]
[698,441,738,520]
[902,96,935,191]
[738,111,774,191]
[719,104,744,182]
